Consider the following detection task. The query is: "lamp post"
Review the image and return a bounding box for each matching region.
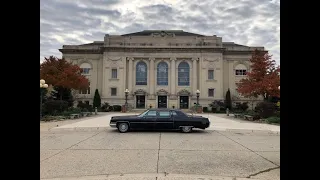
[124,89,129,109]
[196,89,200,105]
[40,79,48,119]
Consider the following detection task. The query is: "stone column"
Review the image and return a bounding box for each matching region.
[149,57,155,99]
[170,57,176,98]
[102,53,108,97]
[128,57,133,93]
[192,58,198,96]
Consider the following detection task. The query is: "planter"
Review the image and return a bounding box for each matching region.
[121,105,127,113]
[195,106,203,113]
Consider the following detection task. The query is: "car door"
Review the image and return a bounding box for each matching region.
[141,110,157,129]
[155,111,174,129]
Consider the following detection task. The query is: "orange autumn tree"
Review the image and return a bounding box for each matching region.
[40,56,89,99]
[236,50,280,100]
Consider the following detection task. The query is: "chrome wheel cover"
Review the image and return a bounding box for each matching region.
[119,123,128,132]
[182,126,191,132]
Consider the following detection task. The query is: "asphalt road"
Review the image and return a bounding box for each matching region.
[40,128,280,180]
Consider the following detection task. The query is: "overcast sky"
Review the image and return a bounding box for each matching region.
[40,0,280,64]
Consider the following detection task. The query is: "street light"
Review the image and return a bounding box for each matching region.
[196,89,200,105]
[40,79,48,119]
[124,89,129,109]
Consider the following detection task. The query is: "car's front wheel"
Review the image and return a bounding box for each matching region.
[181,126,192,133]
[117,123,129,133]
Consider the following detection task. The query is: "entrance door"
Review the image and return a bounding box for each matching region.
[179,96,189,109]
[136,95,146,109]
[158,96,167,108]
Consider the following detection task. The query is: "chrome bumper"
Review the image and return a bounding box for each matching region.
[109,122,117,128]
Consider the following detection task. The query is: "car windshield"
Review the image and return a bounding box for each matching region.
[137,110,149,117]
[179,110,188,116]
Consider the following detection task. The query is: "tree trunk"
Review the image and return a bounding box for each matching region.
[60,88,63,100]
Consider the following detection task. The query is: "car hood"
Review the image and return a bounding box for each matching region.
[188,115,204,118]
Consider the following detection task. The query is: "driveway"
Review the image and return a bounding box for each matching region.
[41,113,280,180]
[40,130,280,180]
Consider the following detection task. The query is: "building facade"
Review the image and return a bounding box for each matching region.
[59,30,265,109]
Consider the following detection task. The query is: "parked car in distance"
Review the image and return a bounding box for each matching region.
[109,108,210,133]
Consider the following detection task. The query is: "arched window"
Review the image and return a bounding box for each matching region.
[80,63,91,75]
[235,64,247,76]
[136,61,148,85]
[157,62,168,85]
[178,62,190,86]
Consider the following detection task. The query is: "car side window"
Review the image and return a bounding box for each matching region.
[159,111,170,117]
[171,111,177,116]
[145,110,157,117]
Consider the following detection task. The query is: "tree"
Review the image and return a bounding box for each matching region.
[237,50,280,100]
[40,56,89,100]
[225,88,232,110]
[54,87,74,107]
[93,89,101,108]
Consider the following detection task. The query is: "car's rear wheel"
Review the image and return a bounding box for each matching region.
[181,126,192,133]
[117,123,129,133]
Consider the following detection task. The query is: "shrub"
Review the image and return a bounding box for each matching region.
[77,102,93,112]
[203,107,208,112]
[225,89,232,110]
[41,115,66,121]
[93,89,101,108]
[209,100,226,112]
[68,107,81,114]
[265,116,280,124]
[101,102,110,112]
[61,111,73,117]
[244,110,261,120]
[232,102,249,113]
[108,106,114,112]
[255,101,277,118]
[43,100,68,116]
[113,105,122,112]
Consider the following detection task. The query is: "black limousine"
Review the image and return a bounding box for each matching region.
[109,108,210,133]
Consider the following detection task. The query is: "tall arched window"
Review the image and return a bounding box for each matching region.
[178,62,190,86]
[136,61,148,85]
[157,62,168,85]
[235,64,247,76]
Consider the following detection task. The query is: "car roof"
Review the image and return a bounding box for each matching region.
[148,108,181,112]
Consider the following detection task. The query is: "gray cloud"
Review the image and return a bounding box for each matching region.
[40,0,280,64]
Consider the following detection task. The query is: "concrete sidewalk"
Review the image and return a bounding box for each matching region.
[53,113,280,132]
[41,173,262,180]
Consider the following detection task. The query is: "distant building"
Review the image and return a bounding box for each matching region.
[59,30,265,109]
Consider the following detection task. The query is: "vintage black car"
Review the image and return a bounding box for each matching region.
[109,108,211,133]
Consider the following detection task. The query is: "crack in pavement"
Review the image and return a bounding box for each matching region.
[215,130,280,179]
[156,132,161,173]
[215,130,279,167]
[246,166,280,178]
[40,130,103,163]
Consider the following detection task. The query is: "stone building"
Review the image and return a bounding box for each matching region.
[59,30,265,109]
